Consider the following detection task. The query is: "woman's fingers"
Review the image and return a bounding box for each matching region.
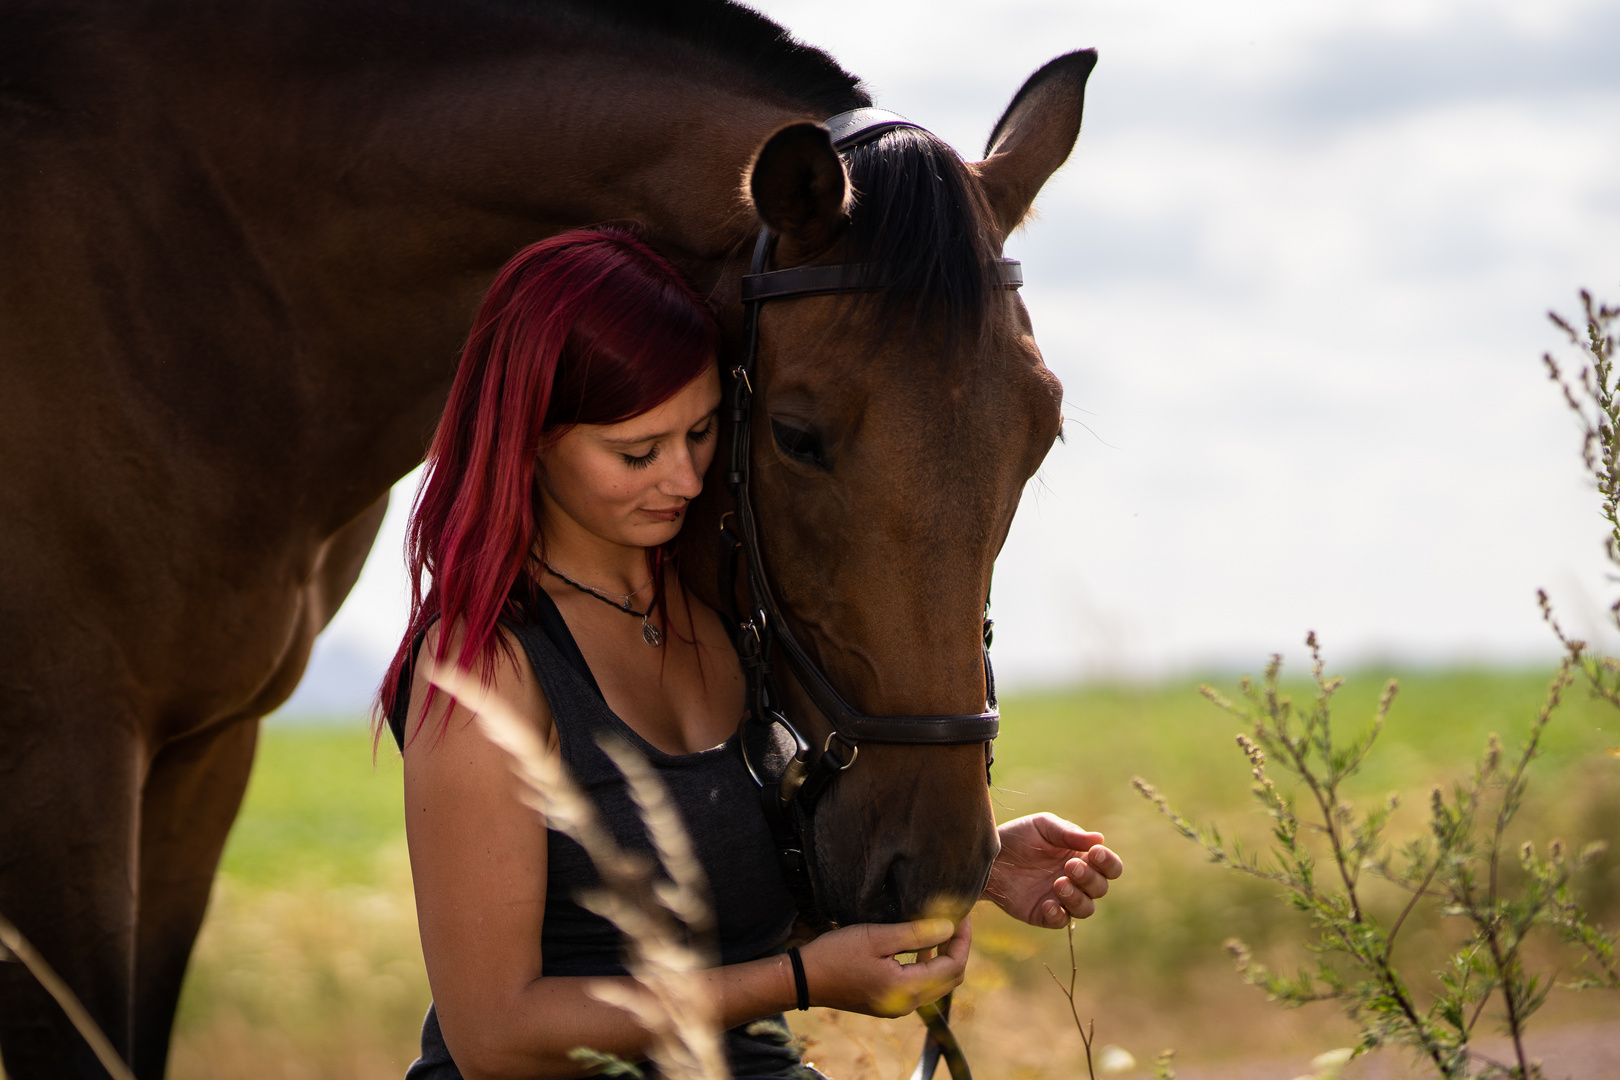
[1064,857,1112,899]
[802,917,973,1017]
[1054,875,1098,918]
[1025,843,1125,925]
[897,918,970,1004]
[869,918,956,957]
[1051,853,1117,918]
[1039,898,1066,927]
[1086,844,1124,879]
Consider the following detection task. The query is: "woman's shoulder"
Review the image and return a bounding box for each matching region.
[404,620,553,754]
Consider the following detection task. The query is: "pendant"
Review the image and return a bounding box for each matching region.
[642,619,663,647]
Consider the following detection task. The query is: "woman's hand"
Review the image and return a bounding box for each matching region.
[797,917,971,1018]
[985,813,1123,928]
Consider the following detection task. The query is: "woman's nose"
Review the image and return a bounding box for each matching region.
[661,449,704,500]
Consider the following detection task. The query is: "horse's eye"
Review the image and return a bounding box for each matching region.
[770,418,827,468]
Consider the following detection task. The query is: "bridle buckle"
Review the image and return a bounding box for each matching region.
[823,730,860,771]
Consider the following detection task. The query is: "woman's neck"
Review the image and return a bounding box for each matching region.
[536,519,655,598]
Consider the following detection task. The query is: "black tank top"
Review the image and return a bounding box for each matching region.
[388,589,804,1079]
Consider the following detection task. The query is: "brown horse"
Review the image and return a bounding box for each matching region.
[0,1,1090,1075]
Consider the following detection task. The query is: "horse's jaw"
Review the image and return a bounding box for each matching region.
[807,742,1001,925]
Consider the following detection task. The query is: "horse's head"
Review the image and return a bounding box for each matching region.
[697,52,1093,926]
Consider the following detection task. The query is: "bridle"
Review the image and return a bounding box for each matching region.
[718,107,1019,1080]
[718,107,1020,1080]
[719,106,1022,908]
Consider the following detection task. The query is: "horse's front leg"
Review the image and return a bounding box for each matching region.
[0,697,144,1078]
[130,488,391,1077]
[132,716,259,1080]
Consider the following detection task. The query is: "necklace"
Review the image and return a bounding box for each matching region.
[543,562,663,647]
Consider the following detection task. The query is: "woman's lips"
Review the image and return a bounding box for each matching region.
[640,506,685,522]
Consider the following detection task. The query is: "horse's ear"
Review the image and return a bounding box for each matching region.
[973,49,1097,238]
[748,122,849,262]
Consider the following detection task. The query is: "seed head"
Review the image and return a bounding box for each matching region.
[1132,777,1170,812]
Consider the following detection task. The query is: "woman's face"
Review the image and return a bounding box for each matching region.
[537,366,722,551]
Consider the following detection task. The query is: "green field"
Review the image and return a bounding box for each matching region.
[169,666,1620,1079]
[211,725,407,889]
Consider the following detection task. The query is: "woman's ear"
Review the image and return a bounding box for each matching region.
[747,122,850,264]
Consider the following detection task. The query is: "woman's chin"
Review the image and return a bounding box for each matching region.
[621,518,685,548]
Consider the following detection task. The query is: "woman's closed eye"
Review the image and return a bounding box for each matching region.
[687,419,716,444]
[621,444,659,469]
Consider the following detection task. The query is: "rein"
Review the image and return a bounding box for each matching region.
[720,108,1024,1080]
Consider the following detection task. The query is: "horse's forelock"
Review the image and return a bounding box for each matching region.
[839,127,1003,366]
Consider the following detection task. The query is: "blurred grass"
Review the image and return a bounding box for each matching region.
[213,726,405,888]
[169,668,1620,1079]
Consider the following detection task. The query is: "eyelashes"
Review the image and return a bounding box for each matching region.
[621,447,657,469]
[620,421,715,469]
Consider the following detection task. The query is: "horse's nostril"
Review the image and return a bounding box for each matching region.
[875,863,908,923]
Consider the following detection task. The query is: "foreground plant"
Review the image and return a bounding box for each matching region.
[1541,291,1620,707]
[1133,635,1616,1079]
[0,912,138,1080]
[1041,920,1097,1080]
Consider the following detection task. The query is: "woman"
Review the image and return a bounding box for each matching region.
[382,228,1121,1080]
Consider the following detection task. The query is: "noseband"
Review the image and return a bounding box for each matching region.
[720,108,1023,906]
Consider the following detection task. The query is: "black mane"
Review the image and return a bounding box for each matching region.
[380,0,872,115]
[556,0,871,115]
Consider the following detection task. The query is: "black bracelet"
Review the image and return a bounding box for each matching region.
[787,947,810,1011]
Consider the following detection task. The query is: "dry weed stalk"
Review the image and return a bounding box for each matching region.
[0,910,138,1080]
[1540,291,1620,707]
[425,661,728,1080]
[1040,920,1095,1080]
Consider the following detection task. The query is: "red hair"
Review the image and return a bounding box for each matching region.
[378,227,720,740]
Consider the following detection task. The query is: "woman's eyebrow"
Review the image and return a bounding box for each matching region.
[600,408,718,445]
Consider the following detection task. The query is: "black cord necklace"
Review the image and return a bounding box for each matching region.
[543,562,663,647]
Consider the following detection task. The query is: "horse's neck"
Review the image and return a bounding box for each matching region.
[143,16,815,526]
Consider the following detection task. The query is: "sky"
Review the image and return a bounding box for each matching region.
[282,0,1620,713]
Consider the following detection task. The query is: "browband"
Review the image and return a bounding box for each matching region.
[823,107,918,149]
[742,258,1023,303]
